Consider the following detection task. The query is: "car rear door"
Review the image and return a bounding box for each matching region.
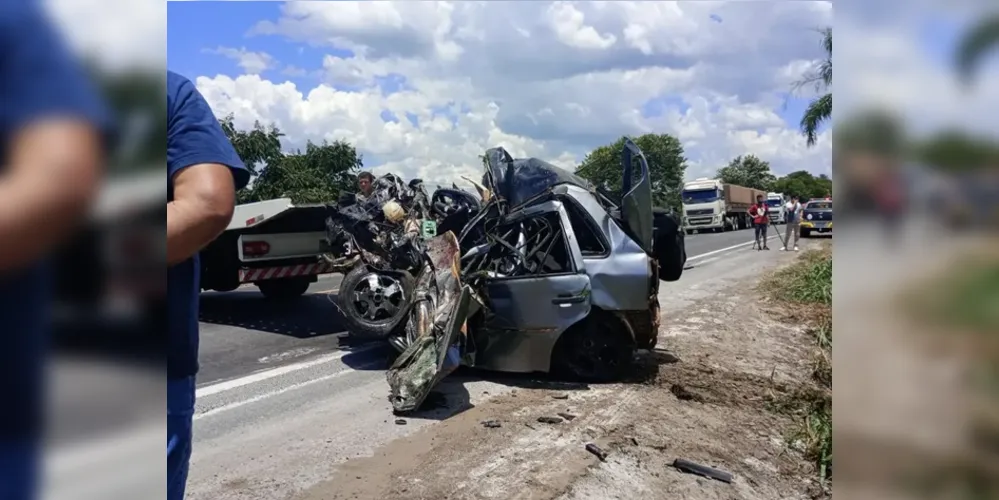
[620,138,654,253]
[476,200,592,373]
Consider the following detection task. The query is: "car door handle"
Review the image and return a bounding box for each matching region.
[552,295,587,305]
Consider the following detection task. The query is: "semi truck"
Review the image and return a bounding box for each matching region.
[766,192,786,224]
[198,198,341,299]
[680,178,766,234]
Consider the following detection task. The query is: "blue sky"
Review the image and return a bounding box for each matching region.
[168,1,836,183]
[168,1,821,140]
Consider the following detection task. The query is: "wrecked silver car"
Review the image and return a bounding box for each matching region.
[325,138,684,413]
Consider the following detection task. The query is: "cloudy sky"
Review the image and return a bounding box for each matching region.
[41,0,999,189]
[160,1,833,187]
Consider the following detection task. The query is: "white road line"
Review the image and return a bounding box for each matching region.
[686,234,778,261]
[195,360,383,420]
[195,343,382,398]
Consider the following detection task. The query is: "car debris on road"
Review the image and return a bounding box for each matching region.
[323,138,688,414]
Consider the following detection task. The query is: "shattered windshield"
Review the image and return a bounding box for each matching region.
[482,148,592,208]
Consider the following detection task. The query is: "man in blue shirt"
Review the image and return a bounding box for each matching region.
[167,70,249,500]
[0,2,113,499]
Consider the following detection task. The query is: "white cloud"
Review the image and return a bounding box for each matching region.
[204,46,276,75]
[44,0,165,72]
[190,1,842,188]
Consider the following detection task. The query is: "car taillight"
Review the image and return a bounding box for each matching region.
[243,241,270,257]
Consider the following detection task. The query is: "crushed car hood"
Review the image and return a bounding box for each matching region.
[481,147,593,209]
[385,231,479,413]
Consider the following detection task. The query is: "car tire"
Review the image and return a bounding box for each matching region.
[256,277,310,299]
[552,311,636,383]
[337,266,415,340]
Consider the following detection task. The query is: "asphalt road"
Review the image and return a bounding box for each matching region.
[196,226,781,387]
[42,226,800,500]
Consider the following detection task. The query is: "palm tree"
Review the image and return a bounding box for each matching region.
[798,27,832,147]
[955,14,999,85]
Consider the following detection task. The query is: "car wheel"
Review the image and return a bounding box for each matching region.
[337,266,414,340]
[256,277,310,299]
[552,311,636,383]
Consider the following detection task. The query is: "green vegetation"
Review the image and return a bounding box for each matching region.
[796,27,832,148]
[911,258,999,333]
[575,133,688,211]
[218,115,363,205]
[762,246,833,482]
[715,154,776,191]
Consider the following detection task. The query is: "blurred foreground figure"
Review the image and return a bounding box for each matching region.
[0,2,112,499]
[166,71,248,500]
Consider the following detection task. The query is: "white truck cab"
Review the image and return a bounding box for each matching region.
[766,192,786,224]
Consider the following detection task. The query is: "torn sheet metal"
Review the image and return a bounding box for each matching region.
[481,147,592,209]
[386,231,475,414]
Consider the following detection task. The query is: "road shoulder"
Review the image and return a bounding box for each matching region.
[295,240,828,500]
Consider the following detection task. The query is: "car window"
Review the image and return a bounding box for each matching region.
[562,198,608,257]
[478,211,574,278]
[806,201,832,210]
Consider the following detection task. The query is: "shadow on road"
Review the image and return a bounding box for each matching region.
[199,290,351,340]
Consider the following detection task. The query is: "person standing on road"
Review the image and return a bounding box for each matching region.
[0,4,113,498]
[168,71,249,500]
[750,194,770,250]
[782,195,802,251]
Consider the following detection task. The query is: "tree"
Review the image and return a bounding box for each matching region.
[912,129,999,172]
[796,27,832,147]
[250,140,362,204]
[715,154,776,191]
[575,134,687,211]
[219,115,284,175]
[772,170,832,200]
[87,65,166,172]
[220,118,363,204]
[955,14,999,85]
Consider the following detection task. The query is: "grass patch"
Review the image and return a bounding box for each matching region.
[761,245,833,484]
[909,258,999,334]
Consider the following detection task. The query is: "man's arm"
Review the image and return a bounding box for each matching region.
[167,74,248,265]
[168,164,237,265]
[0,4,112,272]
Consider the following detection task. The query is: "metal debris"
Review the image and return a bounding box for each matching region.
[481,419,502,428]
[537,416,563,424]
[672,458,733,483]
[556,412,577,421]
[552,393,569,400]
[585,443,608,461]
[395,418,407,425]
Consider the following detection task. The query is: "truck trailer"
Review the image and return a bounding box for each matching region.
[681,178,766,234]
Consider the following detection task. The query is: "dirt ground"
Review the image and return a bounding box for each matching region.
[295,246,827,500]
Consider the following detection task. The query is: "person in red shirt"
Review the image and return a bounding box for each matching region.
[749,194,770,250]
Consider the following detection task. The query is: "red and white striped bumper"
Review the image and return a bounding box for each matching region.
[239,261,336,283]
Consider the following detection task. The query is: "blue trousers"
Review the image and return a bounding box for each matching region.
[0,442,38,500]
[168,376,196,500]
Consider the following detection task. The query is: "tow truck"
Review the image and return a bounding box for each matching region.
[198,198,338,299]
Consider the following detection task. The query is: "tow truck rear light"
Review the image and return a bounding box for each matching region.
[243,241,271,257]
